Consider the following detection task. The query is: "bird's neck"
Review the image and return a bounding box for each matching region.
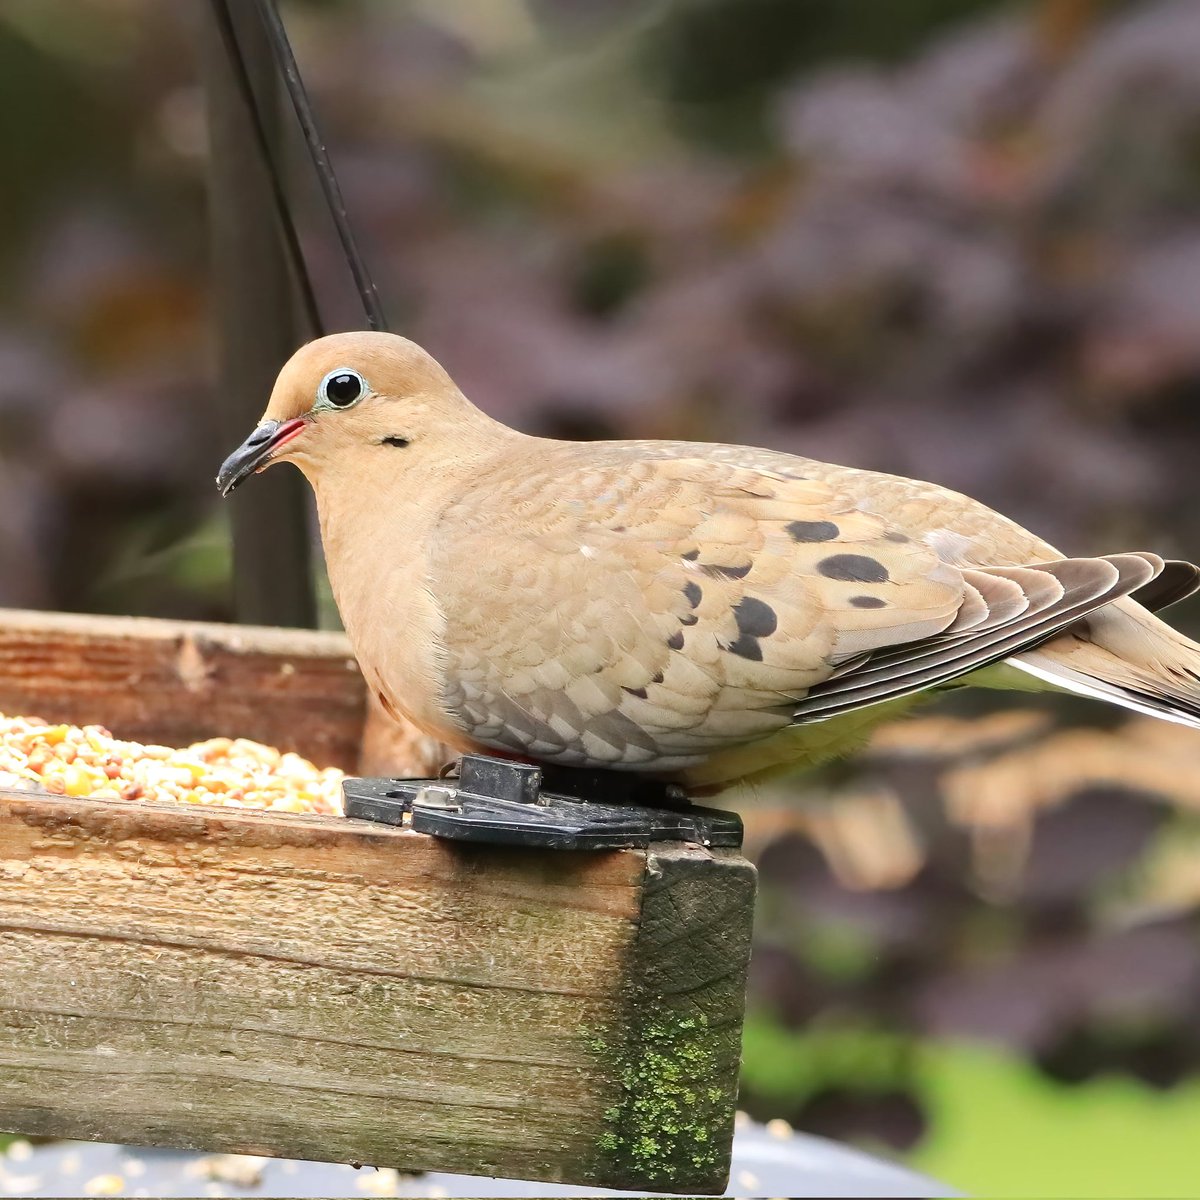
[302,423,528,741]
[312,425,499,577]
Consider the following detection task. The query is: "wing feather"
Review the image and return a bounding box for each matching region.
[794,554,1159,721]
[430,445,1168,772]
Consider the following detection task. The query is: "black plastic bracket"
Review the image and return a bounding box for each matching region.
[342,753,743,851]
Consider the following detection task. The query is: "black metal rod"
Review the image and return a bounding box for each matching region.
[250,0,389,332]
[202,0,317,628]
[206,0,324,337]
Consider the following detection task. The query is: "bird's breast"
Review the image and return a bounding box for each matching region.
[316,491,467,747]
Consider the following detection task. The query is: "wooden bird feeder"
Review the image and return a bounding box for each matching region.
[0,3,756,1193]
[0,610,757,1194]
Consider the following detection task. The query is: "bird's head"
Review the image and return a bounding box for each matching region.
[216,331,475,496]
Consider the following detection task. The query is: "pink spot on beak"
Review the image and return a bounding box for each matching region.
[271,417,307,455]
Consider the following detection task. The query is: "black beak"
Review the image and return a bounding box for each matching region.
[216,418,305,497]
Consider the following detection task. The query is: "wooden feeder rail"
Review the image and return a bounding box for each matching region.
[0,609,755,1194]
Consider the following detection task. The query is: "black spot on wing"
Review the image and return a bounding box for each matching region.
[623,686,648,699]
[683,581,702,608]
[725,635,763,661]
[786,519,839,542]
[850,595,887,608]
[734,596,778,638]
[819,554,890,584]
[702,562,752,581]
[667,630,684,651]
[682,549,700,561]
[884,531,910,543]
[723,596,777,662]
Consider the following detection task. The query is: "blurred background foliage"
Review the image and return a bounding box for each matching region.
[4,0,1200,1193]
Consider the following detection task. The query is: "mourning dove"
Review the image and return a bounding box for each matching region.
[217,332,1200,792]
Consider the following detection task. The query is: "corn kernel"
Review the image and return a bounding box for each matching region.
[62,764,99,796]
[0,711,344,816]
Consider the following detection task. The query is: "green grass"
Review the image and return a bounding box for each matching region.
[913,1043,1200,1197]
[742,1018,1200,1196]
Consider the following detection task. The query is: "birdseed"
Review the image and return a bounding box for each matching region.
[0,713,344,815]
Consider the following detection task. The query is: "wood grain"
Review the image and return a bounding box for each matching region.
[0,609,373,770]
[0,790,646,1181]
[593,843,757,1190]
[0,791,754,1191]
[0,610,756,1191]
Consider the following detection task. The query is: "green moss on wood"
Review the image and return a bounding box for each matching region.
[584,1008,731,1182]
[579,846,755,1192]
[583,1001,742,1184]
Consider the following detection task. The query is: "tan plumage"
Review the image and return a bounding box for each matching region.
[217,331,1200,793]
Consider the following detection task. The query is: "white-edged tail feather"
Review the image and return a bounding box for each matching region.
[1010,588,1200,732]
[1006,654,1200,732]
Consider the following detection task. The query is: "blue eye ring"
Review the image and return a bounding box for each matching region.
[317,367,368,408]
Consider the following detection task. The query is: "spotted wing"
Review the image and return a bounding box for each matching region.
[430,452,968,769]
[794,553,1161,720]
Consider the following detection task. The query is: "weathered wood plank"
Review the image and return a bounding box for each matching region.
[593,843,757,1189]
[0,608,372,770]
[0,791,755,1191]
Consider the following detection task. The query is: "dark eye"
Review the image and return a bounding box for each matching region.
[319,368,366,408]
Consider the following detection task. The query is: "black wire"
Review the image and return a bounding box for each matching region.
[206,0,325,336]
[250,0,389,333]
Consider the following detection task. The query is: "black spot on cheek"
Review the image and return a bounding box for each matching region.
[786,519,839,542]
[623,686,648,699]
[819,553,890,584]
[850,595,887,609]
[667,631,684,651]
[733,596,778,638]
[683,581,702,608]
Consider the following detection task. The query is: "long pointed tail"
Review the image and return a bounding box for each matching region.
[1012,592,1200,731]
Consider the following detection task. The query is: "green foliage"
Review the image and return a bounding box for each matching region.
[741,1013,914,1100]
[913,1043,1200,1196]
[743,1018,1200,1194]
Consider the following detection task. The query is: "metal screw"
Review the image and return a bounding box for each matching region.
[415,784,462,812]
